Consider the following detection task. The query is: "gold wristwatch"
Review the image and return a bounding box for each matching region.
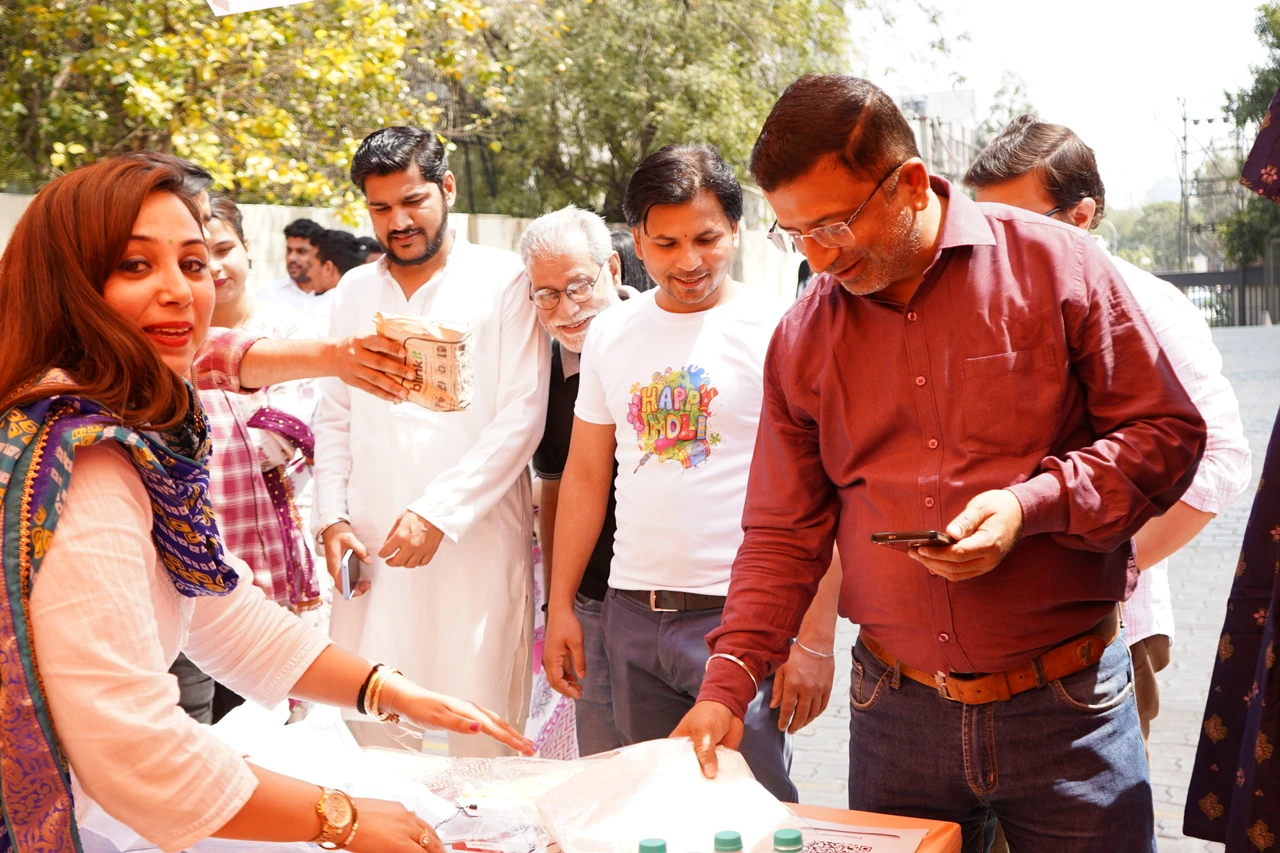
[313,787,356,849]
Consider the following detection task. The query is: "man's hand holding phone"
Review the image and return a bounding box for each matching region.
[323,522,371,598]
[908,489,1025,582]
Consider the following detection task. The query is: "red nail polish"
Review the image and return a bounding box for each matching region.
[470,721,480,732]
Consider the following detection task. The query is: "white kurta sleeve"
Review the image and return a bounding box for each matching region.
[312,281,357,532]
[408,270,551,542]
[29,445,258,852]
[1139,284,1252,514]
[183,564,330,706]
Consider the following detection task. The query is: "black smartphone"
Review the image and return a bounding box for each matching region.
[870,530,954,551]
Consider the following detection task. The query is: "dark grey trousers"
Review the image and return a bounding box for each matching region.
[170,653,244,725]
[601,588,798,802]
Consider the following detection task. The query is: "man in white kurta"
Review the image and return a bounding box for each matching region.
[313,234,549,756]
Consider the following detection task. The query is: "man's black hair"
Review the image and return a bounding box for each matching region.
[622,144,743,229]
[750,75,920,192]
[350,126,448,193]
[284,218,323,241]
[610,229,652,291]
[311,229,366,275]
[964,114,1107,229]
[356,235,384,255]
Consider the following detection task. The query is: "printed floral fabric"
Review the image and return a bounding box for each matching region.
[1242,85,1280,202]
[1184,405,1280,849]
[0,373,237,853]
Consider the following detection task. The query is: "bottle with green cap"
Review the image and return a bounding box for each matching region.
[772,828,803,853]
[713,831,743,853]
[639,839,667,853]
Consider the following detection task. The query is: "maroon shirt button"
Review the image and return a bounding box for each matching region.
[924,497,935,508]
[938,632,950,643]
[928,439,939,449]
[915,376,926,386]
[907,311,918,321]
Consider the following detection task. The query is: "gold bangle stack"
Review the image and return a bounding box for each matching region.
[367,666,404,724]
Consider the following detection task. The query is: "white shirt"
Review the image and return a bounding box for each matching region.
[31,444,330,853]
[575,287,786,595]
[257,275,338,327]
[1105,248,1252,645]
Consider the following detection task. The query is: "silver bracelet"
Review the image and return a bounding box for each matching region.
[705,652,759,692]
[793,639,836,659]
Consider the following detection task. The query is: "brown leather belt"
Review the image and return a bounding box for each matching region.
[860,608,1121,705]
[618,588,727,612]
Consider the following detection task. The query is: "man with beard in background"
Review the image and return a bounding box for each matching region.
[258,218,340,325]
[312,126,550,756]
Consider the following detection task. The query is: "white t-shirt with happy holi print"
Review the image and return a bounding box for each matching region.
[574,286,787,595]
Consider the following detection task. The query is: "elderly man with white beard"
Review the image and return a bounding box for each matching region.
[520,205,633,755]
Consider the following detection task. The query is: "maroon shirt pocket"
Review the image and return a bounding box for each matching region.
[960,345,1060,456]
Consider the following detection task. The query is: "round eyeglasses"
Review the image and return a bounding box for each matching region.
[767,160,908,254]
[529,263,608,310]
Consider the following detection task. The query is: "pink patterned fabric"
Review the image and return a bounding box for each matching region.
[195,328,319,610]
[526,537,578,760]
[193,327,260,395]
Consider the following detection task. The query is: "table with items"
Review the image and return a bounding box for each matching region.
[79,704,960,853]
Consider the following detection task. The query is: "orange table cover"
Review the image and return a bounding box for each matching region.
[790,804,962,853]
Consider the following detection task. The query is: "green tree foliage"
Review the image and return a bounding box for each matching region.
[0,0,504,214]
[1,0,880,222]
[1113,202,1184,272]
[973,70,1035,151]
[1219,2,1280,264]
[463,0,851,220]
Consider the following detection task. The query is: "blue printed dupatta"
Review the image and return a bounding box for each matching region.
[0,372,240,853]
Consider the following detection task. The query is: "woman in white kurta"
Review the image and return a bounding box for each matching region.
[313,232,550,757]
[0,155,532,853]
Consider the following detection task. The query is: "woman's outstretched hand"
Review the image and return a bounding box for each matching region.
[384,678,536,756]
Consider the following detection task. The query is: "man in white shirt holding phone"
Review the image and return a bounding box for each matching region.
[313,126,550,756]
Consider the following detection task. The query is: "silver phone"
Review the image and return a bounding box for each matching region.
[340,548,362,600]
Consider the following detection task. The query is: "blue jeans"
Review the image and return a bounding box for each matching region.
[847,631,1154,853]
[573,593,624,756]
[602,589,797,802]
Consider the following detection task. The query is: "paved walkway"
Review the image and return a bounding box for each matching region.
[787,326,1280,852]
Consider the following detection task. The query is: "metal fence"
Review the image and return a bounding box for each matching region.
[1160,266,1278,327]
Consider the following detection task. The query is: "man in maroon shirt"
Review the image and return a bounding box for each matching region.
[673,75,1205,852]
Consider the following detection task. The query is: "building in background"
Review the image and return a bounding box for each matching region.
[898,90,981,185]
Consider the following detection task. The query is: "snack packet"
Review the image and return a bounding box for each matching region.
[374,312,473,411]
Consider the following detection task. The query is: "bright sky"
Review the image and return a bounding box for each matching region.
[849,0,1268,209]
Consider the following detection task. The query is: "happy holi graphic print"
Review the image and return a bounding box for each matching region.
[626,365,721,471]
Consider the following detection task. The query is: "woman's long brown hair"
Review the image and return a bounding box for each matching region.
[0,158,204,430]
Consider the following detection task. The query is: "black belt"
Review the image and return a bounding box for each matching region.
[618,588,726,612]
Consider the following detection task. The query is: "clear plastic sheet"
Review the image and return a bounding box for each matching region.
[536,739,801,853]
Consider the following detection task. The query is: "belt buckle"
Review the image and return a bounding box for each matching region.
[934,671,960,702]
[649,590,677,612]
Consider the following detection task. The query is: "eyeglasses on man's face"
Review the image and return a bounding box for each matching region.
[767,160,909,254]
[529,262,608,310]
